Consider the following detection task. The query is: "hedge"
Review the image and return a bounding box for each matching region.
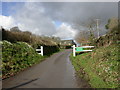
[2,40,44,79]
[37,45,60,56]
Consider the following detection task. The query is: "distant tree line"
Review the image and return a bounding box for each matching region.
[75,17,119,46]
[1,27,61,48]
[1,26,61,55]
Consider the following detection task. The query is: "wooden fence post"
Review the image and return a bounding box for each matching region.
[73,45,76,57]
[36,46,43,56]
[41,46,43,56]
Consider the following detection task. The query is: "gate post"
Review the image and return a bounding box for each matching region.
[73,45,76,57]
[41,46,43,56]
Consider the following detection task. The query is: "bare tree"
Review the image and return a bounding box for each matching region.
[75,18,96,45]
[75,30,90,45]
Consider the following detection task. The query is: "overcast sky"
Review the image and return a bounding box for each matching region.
[0,1,118,39]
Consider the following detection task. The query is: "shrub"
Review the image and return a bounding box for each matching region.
[2,40,44,79]
[42,45,59,56]
[2,28,58,46]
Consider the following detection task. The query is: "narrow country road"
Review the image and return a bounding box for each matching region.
[2,49,89,89]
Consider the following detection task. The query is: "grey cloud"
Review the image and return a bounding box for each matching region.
[41,2,118,29]
[13,2,56,36]
[11,2,118,38]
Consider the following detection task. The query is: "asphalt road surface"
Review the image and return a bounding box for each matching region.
[2,49,90,89]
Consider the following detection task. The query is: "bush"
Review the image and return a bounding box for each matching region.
[2,28,32,43]
[2,40,44,79]
[42,45,59,56]
[2,28,58,47]
[93,19,120,47]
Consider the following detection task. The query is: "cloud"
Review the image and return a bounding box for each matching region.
[40,2,118,36]
[13,2,56,36]
[1,2,118,39]
[42,2,118,28]
[0,15,16,29]
[53,23,77,39]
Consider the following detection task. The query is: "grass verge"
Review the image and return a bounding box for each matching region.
[70,44,119,88]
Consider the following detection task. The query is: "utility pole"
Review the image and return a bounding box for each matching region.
[95,19,100,38]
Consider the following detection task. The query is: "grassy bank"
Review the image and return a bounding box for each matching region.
[70,44,119,88]
[2,40,46,79]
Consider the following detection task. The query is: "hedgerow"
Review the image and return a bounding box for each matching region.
[2,40,44,79]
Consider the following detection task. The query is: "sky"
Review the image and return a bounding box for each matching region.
[0,1,118,39]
